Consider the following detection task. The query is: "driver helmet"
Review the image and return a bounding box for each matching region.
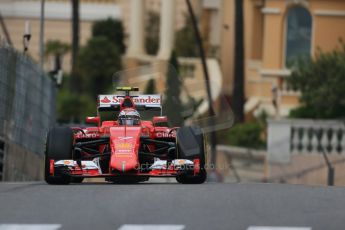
[118,108,141,126]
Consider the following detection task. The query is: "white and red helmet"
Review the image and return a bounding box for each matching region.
[118,108,141,126]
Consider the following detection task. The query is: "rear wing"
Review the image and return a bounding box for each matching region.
[97,94,162,121]
[98,94,162,108]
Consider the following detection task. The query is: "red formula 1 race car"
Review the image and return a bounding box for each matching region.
[45,87,207,184]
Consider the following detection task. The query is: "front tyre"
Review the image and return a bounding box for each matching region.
[44,126,74,185]
[175,126,207,184]
[176,170,207,184]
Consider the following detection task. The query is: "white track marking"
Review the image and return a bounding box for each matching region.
[247,227,311,230]
[0,224,61,230]
[0,182,40,185]
[118,225,185,230]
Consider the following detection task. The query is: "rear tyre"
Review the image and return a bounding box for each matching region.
[175,126,207,184]
[45,126,74,185]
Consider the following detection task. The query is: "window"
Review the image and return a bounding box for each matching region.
[285,6,312,67]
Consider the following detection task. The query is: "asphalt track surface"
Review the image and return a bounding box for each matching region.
[0,180,345,230]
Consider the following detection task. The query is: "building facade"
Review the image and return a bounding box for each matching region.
[242,0,345,118]
[2,0,344,119]
[0,0,194,72]
[0,0,124,71]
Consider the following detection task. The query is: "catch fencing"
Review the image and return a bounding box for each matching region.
[0,46,56,180]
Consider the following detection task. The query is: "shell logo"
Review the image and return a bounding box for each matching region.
[117,142,133,149]
[177,160,186,165]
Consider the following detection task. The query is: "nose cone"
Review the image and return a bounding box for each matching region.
[109,126,141,172]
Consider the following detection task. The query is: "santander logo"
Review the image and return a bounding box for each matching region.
[132,96,161,104]
[100,95,161,105]
[101,96,111,103]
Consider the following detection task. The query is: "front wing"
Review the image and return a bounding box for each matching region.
[49,159,201,178]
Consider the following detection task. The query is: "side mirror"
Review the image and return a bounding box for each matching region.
[153,116,168,127]
[85,116,100,126]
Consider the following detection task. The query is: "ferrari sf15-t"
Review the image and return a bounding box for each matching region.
[45,87,207,184]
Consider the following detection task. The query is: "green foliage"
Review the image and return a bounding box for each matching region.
[144,78,156,94]
[78,37,121,99]
[286,53,310,69]
[92,18,125,54]
[145,11,160,55]
[218,122,266,149]
[163,51,184,126]
[45,40,70,56]
[289,106,318,119]
[45,40,70,72]
[287,42,345,119]
[56,19,124,123]
[57,77,96,123]
[174,15,199,57]
[256,109,268,126]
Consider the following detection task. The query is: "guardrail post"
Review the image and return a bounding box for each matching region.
[0,138,4,181]
[316,128,335,186]
[328,167,334,186]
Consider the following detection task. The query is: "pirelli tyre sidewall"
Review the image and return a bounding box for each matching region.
[45,126,74,185]
[176,126,207,184]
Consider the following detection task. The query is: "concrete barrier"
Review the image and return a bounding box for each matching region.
[3,141,44,181]
[215,145,267,183]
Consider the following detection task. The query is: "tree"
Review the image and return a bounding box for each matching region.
[57,85,96,123]
[45,40,70,57]
[78,37,122,99]
[288,43,345,119]
[144,78,156,94]
[219,122,266,149]
[232,0,245,123]
[163,51,184,126]
[56,16,125,124]
[145,11,160,55]
[92,18,126,54]
[174,14,199,57]
[45,40,70,72]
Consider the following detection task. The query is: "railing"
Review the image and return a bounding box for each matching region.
[290,121,345,155]
[268,119,345,163]
[268,119,345,186]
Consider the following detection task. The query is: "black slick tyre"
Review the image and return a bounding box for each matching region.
[44,126,74,185]
[175,126,207,184]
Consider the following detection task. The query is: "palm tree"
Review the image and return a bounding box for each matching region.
[45,40,70,73]
[71,0,80,91]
